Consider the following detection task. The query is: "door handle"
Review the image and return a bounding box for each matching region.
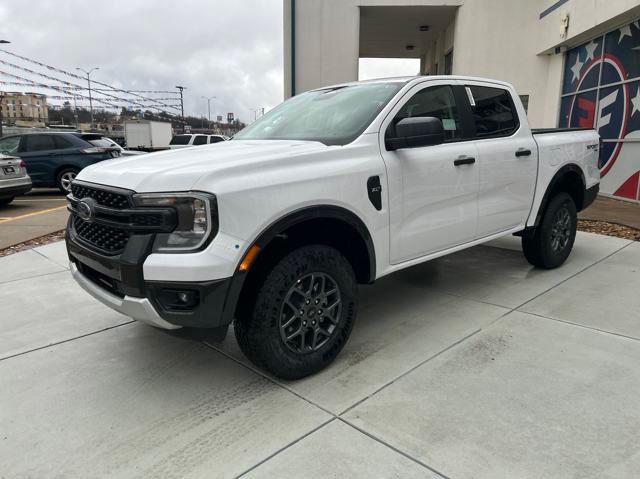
[515,148,532,157]
[454,156,476,166]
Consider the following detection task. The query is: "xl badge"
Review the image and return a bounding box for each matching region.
[77,198,96,222]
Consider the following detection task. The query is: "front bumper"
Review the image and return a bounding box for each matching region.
[66,222,234,330]
[0,176,32,198]
[71,262,180,329]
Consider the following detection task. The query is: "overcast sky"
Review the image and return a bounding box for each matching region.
[0,1,418,123]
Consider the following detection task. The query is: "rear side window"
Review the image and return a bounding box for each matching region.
[53,136,75,149]
[467,86,518,138]
[88,138,113,148]
[193,135,208,145]
[170,135,191,145]
[23,135,56,152]
[390,85,462,142]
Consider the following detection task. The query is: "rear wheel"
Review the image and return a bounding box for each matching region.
[522,192,577,269]
[56,168,79,193]
[0,196,15,206]
[234,245,357,379]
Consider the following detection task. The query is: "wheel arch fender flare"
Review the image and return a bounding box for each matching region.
[532,163,586,227]
[219,205,376,325]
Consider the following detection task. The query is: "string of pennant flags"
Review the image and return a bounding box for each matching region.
[0,70,120,108]
[0,49,181,114]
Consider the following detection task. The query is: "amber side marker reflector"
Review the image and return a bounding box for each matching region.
[239,245,261,271]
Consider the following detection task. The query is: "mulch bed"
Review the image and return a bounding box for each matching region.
[0,220,637,258]
[577,219,640,241]
[0,230,66,258]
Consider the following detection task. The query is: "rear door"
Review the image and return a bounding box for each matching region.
[380,80,479,263]
[18,134,59,185]
[462,82,537,236]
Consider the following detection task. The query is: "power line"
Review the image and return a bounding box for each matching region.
[0,70,120,108]
[0,58,161,111]
[0,49,181,113]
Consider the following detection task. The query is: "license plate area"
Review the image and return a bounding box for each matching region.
[2,166,15,174]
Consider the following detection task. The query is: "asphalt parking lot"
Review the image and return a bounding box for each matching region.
[0,188,68,249]
[1,232,639,478]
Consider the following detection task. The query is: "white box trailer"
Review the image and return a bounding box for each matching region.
[124,120,172,151]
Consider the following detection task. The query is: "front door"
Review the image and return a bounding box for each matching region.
[380,81,479,264]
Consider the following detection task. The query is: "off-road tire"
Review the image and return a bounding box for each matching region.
[234,245,358,379]
[522,192,577,269]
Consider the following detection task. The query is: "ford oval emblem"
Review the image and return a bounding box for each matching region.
[77,199,95,222]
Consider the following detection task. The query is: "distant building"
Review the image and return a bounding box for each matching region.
[1,92,49,127]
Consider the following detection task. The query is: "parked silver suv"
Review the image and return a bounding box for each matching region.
[0,154,32,206]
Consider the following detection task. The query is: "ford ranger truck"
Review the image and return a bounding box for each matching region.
[65,76,600,379]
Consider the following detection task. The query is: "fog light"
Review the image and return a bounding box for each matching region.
[156,289,199,311]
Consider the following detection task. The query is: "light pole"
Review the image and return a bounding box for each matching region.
[76,66,99,130]
[175,85,186,132]
[201,96,215,131]
[0,40,9,137]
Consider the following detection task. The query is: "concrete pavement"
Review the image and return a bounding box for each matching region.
[0,232,638,478]
[0,188,68,249]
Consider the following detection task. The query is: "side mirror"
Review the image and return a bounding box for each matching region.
[386,116,445,151]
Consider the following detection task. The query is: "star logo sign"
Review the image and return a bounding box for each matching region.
[571,55,584,83]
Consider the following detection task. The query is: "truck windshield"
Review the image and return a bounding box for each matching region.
[234,82,404,146]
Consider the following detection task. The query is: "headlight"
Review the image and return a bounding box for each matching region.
[133,192,217,252]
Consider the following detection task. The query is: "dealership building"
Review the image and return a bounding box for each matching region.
[284,0,640,202]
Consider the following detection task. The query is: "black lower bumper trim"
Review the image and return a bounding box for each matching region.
[146,278,232,328]
[0,182,32,198]
[67,218,233,329]
[583,183,599,210]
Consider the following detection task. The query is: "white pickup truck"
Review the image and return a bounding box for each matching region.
[65,76,600,378]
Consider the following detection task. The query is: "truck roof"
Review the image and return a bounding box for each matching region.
[312,75,515,92]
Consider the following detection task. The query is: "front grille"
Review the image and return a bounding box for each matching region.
[71,183,130,209]
[73,215,129,254]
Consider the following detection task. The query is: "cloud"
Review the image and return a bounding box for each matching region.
[0,0,284,123]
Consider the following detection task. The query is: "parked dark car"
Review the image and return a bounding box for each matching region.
[0,132,120,193]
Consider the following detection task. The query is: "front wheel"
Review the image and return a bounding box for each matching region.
[234,245,358,379]
[522,192,577,269]
[0,196,15,206]
[56,167,79,193]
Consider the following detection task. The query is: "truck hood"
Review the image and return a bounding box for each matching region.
[76,140,328,192]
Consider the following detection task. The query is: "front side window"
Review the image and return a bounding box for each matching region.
[0,136,21,154]
[234,82,404,146]
[467,86,518,138]
[209,136,224,143]
[23,135,56,152]
[192,135,208,145]
[389,85,462,142]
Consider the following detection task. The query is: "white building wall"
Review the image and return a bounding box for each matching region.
[284,0,463,97]
[451,0,557,126]
[285,0,640,126]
